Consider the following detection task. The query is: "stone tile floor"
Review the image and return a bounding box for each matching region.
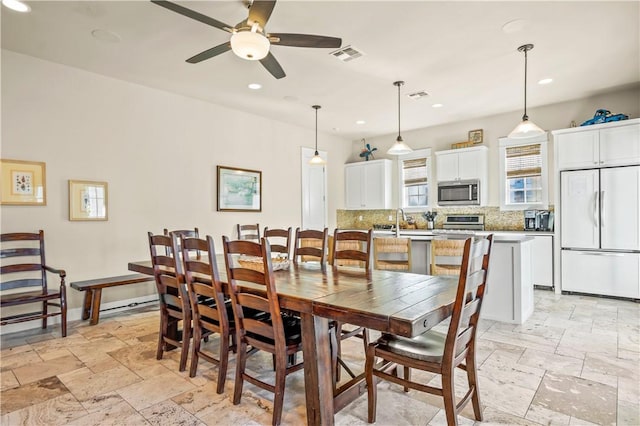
[1,290,638,425]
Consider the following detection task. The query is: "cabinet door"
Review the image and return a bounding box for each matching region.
[600,166,640,251]
[599,124,640,167]
[436,152,459,181]
[556,131,599,170]
[345,165,364,209]
[482,243,515,322]
[530,236,553,287]
[458,150,481,180]
[562,250,640,298]
[363,161,386,209]
[560,170,599,249]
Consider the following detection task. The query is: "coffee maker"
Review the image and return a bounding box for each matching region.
[524,210,537,231]
[535,210,554,231]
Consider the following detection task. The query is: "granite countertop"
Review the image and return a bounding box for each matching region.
[372,229,547,243]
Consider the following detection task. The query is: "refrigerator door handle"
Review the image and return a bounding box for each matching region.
[575,251,624,257]
[593,190,599,228]
[600,190,605,226]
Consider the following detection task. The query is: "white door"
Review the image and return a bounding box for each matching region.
[601,166,640,251]
[561,169,599,249]
[301,147,327,230]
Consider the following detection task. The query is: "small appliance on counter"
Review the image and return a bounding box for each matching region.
[524,210,554,231]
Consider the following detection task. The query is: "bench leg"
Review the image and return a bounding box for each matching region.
[90,289,102,325]
[81,290,93,320]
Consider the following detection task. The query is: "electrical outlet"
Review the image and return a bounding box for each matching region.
[358,215,363,221]
[388,215,393,221]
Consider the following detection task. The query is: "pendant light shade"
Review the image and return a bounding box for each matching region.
[309,105,326,165]
[509,44,545,139]
[387,81,413,155]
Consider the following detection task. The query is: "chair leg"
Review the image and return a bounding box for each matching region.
[233,340,248,405]
[179,319,191,372]
[403,366,410,393]
[272,353,287,426]
[188,323,201,378]
[42,300,47,330]
[157,312,168,360]
[441,368,458,426]
[466,354,483,421]
[335,322,342,381]
[365,345,377,423]
[329,326,338,391]
[217,331,230,394]
[60,288,68,337]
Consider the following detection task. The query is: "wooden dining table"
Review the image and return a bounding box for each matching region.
[129,258,458,426]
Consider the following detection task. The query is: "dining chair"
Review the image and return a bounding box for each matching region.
[373,237,412,271]
[263,227,292,259]
[148,232,191,372]
[331,229,373,381]
[0,230,67,337]
[292,227,328,264]
[180,234,236,392]
[222,236,303,425]
[430,237,469,276]
[236,223,260,241]
[365,235,494,426]
[164,227,200,258]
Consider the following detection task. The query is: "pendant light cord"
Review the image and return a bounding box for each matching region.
[397,83,401,139]
[312,104,321,154]
[523,47,528,121]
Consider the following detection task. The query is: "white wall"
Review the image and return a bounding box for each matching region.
[0,50,352,313]
[353,86,640,207]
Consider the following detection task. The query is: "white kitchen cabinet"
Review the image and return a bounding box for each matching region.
[562,251,640,298]
[435,145,488,182]
[344,159,392,210]
[530,235,553,288]
[554,119,640,170]
[410,240,430,275]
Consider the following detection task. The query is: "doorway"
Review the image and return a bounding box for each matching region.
[301,147,327,230]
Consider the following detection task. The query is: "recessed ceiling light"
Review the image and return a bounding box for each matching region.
[332,127,340,132]
[432,103,444,108]
[91,29,121,43]
[538,78,553,85]
[248,83,262,90]
[356,120,366,125]
[2,0,30,12]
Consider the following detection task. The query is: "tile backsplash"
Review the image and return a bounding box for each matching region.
[337,206,554,231]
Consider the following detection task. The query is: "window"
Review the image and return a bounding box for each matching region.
[499,135,548,210]
[397,149,431,210]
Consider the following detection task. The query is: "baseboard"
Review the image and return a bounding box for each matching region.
[0,294,158,335]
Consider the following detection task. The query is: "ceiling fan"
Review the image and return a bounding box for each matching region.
[151,0,342,79]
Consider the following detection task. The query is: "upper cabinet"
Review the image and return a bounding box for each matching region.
[344,159,392,210]
[553,119,640,170]
[435,145,488,182]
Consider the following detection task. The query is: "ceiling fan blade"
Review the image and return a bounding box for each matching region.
[260,52,286,79]
[269,33,342,48]
[152,1,232,32]
[248,0,276,28]
[186,42,231,63]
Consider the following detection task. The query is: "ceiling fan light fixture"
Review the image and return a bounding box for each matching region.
[230,31,270,61]
[509,43,545,139]
[387,80,412,156]
[310,105,326,166]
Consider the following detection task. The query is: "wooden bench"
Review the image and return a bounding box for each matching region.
[70,274,154,325]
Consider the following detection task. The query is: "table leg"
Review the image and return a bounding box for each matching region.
[90,288,102,325]
[301,312,334,426]
[81,290,93,320]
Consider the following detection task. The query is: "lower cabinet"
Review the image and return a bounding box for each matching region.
[561,250,640,298]
[530,235,553,288]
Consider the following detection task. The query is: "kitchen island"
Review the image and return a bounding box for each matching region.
[374,230,535,324]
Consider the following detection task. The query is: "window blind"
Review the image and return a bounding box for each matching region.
[403,158,427,186]
[506,144,541,178]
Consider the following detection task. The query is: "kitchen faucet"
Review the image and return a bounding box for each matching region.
[395,208,406,237]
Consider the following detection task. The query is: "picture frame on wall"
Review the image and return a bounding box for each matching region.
[468,129,484,144]
[69,180,108,221]
[0,159,47,205]
[217,166,262,212]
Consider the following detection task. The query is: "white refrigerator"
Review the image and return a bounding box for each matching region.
[560,165,640,298]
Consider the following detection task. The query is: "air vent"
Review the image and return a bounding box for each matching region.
[330,45,364,62]
[408,90,429,100]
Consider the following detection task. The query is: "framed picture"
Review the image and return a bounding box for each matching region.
[217,166,262,212]
[0,159,46,205]
[469,129,483,144]
[69,180,108,221]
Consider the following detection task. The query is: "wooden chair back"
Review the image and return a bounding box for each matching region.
[236,223,260,241]
[148,232,191,371]
[263,227,292,258]
[373,237,412,271]
[164,227,199,257]
[293,227,328,264]
[331,229,373,270]
[0,230,67,336]
[181,234,235,390]
[430,237,469,276]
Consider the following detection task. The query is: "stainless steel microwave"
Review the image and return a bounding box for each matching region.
[437,179,480,206]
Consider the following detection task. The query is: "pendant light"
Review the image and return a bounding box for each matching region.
[509,44,545,139]
[387,81,413,155]
[309,105,326,165]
